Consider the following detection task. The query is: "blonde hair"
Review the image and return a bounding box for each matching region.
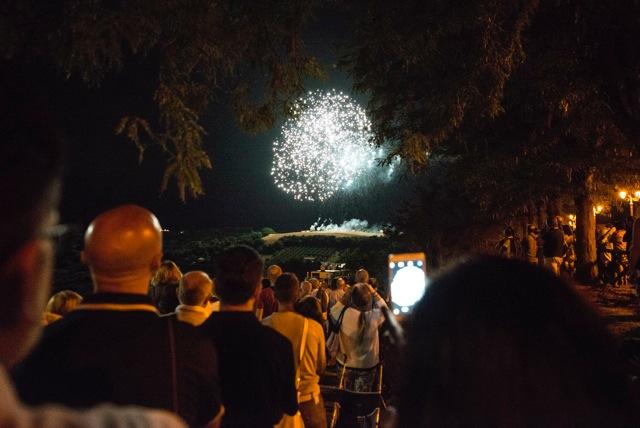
[46,290,83,316]
[152,260,182,286]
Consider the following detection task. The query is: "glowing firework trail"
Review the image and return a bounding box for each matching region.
[271,89,377,202]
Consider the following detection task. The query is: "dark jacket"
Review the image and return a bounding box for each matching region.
[14,293,221,427]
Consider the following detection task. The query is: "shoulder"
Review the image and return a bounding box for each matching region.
[308,319,324,336]
[262,314,274,326]
[258,322,291,349]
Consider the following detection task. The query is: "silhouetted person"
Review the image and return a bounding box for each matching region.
[150,260,182,314]
[0,69,184,426]
[398,256,633,427]
[543,217,565,274]
[43,290,83,325]
[200,245,297,428]
[14,205,222,427]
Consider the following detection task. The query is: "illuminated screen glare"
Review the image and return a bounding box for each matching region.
[390,260,427,310]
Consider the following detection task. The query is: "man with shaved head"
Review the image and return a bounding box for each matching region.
[171,271,215,326]
[0,68,186,426]
[14,205,223,427]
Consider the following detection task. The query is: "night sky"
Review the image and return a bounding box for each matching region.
[42,10,404,232]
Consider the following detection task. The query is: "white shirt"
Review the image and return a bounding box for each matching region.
[0,364,186,427]
[175,304,211,326]
[262,311,326,398]
[330,296,386,369]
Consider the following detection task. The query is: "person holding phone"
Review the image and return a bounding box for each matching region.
[329,274,387,392]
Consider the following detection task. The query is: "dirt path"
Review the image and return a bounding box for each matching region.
[575,283,640,338]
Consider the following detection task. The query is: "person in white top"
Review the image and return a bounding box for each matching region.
[174,271,217,326]
[0,77,184,427]
[329,279,387,392]
[263,273,327,428]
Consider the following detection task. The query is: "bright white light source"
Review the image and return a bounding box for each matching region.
[401,306,410,313]
[389,262,395,269]
[271,89,377,202]
[391,265,427,308]
[393,308,400,315]
[398,262,405,268]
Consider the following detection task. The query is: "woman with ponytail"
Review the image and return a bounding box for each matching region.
[329,274,387,392]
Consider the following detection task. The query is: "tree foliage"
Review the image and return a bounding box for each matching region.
[343,0,640,268]
[1,0,323,199]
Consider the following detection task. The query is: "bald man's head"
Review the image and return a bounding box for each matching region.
[179,271,213,307]
[82,205,162,292]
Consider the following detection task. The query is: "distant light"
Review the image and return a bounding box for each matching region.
[417,260,423,267]
[401,306,410,313]
[398,261,405,268]
[620,191,628,200]
[162,229,171,232]
[389,262,396,269]
[393,308,400,315]
[407,261,414,266]
[635,191,640,199]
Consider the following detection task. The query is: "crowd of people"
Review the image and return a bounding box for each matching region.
[498,216,635,286]
[2,68,640,428]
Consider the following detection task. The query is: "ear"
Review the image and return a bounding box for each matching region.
[253,280,263,301]
[151,253,162,272]
[8,240,47,323]
[10,240,40,292]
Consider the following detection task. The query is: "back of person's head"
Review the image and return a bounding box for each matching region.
[355,269,369,284]
[369,277,378,289]
[152,260,182,286]
[350,283,372,311]
[504,226,514,237]
[548,217,558,228]
[261,278,271,289]
[295,295,324,326]
[527,224,538,234]
[274,272,300,304]
[215,245,263,305]
[266,264,283,285]
[82,205,163,294]
[300,280,312,297]
[0,65,65,367]
[330,277,343,290]
[399,256,632,428]
[45,290,83,316]
[178,271,213,307]
[309,278,320,290]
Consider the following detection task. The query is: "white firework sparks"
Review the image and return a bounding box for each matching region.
[271,89,377,202]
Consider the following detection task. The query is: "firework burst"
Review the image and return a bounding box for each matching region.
[271,89,378,202]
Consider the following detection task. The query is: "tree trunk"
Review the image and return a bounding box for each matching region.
[574,170,597,283]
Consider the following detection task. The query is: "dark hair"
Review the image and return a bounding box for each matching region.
[215,245,263,305]
[0,64,64,328]
[295,295,324,326]
[0,65,64,267]
[274,273,299,304]
[261,278,271,289]
[398,256,632,427]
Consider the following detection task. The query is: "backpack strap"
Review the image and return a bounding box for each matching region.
[167,316,179,414]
